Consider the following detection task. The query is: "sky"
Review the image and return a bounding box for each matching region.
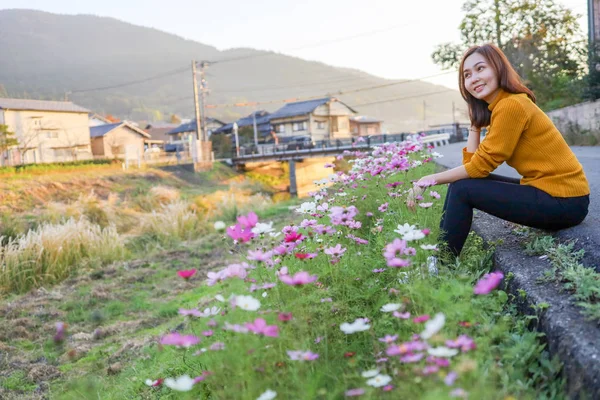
[0,0,589,89]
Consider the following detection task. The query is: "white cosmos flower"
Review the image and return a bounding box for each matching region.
[394,223,418,235]
[421,313,445,340]
[420,244,438,250]
[252,222,275,235]
[200,306,221,317]
[340,318,371,334]
[336,192,347,197]
[431,151,443,158]
[262,292,268,298]
[235,295,261,311]
[380,303,402,313]
[145,379,160,386]
[213,221,226,231]
[269,232,282,238]
[214,294,225,302]
[366,374,392,388]
[361,369,380,378]
[296,202,317,214]
[427,346,459,358]
[164,375,195,391]
[256,389,277,400]
[314,194,324,201]
[402,230,426,241]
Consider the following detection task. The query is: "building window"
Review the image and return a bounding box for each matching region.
[277,124,285,133]
[316,121,325,129]
[331,117,338,132]
[292,121,307,131]
[46,131,59,139]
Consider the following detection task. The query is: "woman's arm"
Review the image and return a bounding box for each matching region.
[419,165,470,186]
[466,126,480,153]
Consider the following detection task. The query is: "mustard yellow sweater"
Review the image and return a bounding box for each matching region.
[462,89,590,198]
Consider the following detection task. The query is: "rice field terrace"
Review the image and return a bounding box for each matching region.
[0,141,566,400]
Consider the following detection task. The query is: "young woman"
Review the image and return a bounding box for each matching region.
[409,43,590,258]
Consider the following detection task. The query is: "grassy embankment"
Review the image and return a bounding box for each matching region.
[0,142,568,399]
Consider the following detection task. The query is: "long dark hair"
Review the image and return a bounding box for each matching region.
[459,44,536,128]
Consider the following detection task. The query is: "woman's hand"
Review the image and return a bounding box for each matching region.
[406,175,436,211]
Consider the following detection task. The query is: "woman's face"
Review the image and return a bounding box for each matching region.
[462,52,500,103]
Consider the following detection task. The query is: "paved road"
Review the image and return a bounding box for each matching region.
[433,143,600,270]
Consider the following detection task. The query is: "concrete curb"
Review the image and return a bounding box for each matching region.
[471,212,600,399]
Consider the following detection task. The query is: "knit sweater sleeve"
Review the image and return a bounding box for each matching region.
[464,98,529,178]
[462,147,474,164]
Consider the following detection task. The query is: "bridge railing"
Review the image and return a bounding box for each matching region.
[231,132,449,160]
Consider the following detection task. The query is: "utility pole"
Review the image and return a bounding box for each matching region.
[422,100,427,134]
[252,110,258,146]
[199,61,209,142]
[192,60,202,141]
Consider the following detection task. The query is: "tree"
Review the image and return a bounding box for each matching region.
[0,124,18,165]
[432,0,586,109]
[170,114,182,124]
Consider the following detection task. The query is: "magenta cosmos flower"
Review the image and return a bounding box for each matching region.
[177,269,197,280]
[245,318,279,337]
[160,332,200,348]
[287,350,319,361]
[473,271,504,294]
[237,211,258,229]
[279,271,318,286]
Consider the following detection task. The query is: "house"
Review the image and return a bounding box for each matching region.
[89,113,113,127]
[143,122,180,148]
[267,97,357,143]
[168,118,227,140]
[0,98,93,164]
[350,116,382,137]
[89,121,151,158]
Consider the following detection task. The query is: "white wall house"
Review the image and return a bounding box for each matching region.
[268,98,357,143]
[0,98,93,165]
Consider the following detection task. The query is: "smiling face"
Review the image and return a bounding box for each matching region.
[462,52,501,104]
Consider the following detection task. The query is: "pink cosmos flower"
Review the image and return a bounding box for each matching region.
[473,271,504,294]
[177,269,197,280]
[444,371,458,386]
[366,212,373,217]
[245,318,279,337]
[400,353,425,363]
[54,322,66,344]
[314,224,336,235]
[378,202,389,212]
[278,312,293,322]
[287,350,319,361]
[423,365,439,375]
[413,315,430,323]
[202,330,214,337]
[383,385,394,392]
[387,258,411,268]
[345,388,366,397]
[179,308,204,317]
[378,334,398,343]
[324,244,346,258]
[430,191,441,199]
[160,332,200,348]
[300,219,318,228]
[422,228,431,236]
[209,342,225,351]
[294,252,318,259]
[284,231,304,243]
[446,335,476,352]
[392,311,411,319]
[237,211,258,229]
[226,223,255,243]
[247,250,274,262]
[372,268,386,273]
[280,271,318,286]
[418,202,433,208]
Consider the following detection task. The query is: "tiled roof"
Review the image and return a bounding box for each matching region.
[167,118,227,135]
[268,98,331,120]
[90,122,150,139]
[0,98,89,113]
[213,111,271,134]
[90,123,122,138]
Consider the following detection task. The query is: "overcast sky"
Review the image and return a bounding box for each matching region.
[0,0,589,89]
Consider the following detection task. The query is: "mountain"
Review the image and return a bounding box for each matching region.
[0,9,467,132]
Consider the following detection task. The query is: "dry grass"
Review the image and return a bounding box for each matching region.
[0,218,125,294]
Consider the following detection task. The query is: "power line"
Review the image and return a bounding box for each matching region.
[350,88,457,107]
[70,66,189,94]
[205,71,457,108]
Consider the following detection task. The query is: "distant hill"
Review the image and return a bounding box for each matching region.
[0,9,467,132]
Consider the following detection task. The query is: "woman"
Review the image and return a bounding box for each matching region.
[409,44,590,258]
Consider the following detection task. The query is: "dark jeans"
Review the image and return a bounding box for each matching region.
[439,174,590,256]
